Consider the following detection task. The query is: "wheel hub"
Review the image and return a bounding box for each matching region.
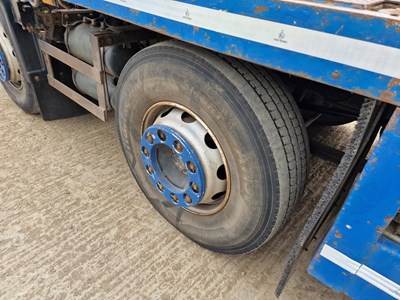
[141,124,206,207]
[141,106,228,213]
[0,50,9,82]
[0,25,21,84]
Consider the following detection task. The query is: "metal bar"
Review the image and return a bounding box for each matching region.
[90,33,109,110]
[310,141,344,165]
[381,230,400,244]
[47,76,107,121]
[38,40,101,83]
[42,53,55,78]
[95,29,159,47]
[299,103,359,119]
[305,113,322,127]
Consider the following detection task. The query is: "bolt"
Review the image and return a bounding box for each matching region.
[332,71,340,79]
[171,193,179,203]
[157,182,164,192]
[146,165,154,175]
[142,147,149,157]
[187,162,196,173]
[174,140,184,153]
[191,183,199,193]
[146,133,154,144]
[184,194,192,204]
[157,130,166,141]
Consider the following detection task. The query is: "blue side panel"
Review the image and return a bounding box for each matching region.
[309,109,400,300]
[345,239,400,300]
[65,0,400,106]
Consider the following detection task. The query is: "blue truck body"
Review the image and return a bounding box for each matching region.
[3,0,396,297]
[67,0,400,107]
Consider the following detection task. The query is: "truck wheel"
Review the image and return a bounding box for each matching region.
[116,41,309,254]
[0,10,39,114]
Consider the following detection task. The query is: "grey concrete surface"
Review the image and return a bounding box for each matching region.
[0,86,350,300]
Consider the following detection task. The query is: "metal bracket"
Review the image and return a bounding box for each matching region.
[39,27,159,121]
[39,38,108,121]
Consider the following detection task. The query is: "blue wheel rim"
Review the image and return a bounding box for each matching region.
[0,49,10,82]
[140,124,206,207]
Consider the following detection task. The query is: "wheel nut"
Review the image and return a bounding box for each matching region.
[146,133,154,144]
[157,182,164,192]
[142,147,149,157]
[146,165,154,175]
[171,193,178,203]
[191,183,199,193]
[184,194,192,204]
[157,130,167,141]
[174,140,184,153]
[187,162,196,173]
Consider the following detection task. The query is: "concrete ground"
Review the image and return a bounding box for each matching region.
[0,86,350,300]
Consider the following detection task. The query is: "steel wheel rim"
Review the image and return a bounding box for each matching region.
[141,102,231,216]
[0,24,22,89]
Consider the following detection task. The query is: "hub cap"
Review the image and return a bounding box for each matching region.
[141,106,228,213]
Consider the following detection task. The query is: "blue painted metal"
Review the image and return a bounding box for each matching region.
[65,0,400,106]
[309,109,400,300]
[0,50,9,82]
[140,124,206,207]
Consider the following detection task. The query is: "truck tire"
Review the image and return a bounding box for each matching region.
[0,7,39,114]
[116,41,309,254]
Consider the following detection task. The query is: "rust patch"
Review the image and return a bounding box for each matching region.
[335,233,342,239]
[386,19,400,29]
[254,6,269,14]
[380,98,398,107]
[331,71,340,79]
[381,91,395,98]
[333,241,338,246]
[380,90,396,103]
[193,26,199,32]
[350,12,374,20]
[352,88,398,107]
[371,157,377,164]
[388,78,400,88]
[384,215,392,223]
